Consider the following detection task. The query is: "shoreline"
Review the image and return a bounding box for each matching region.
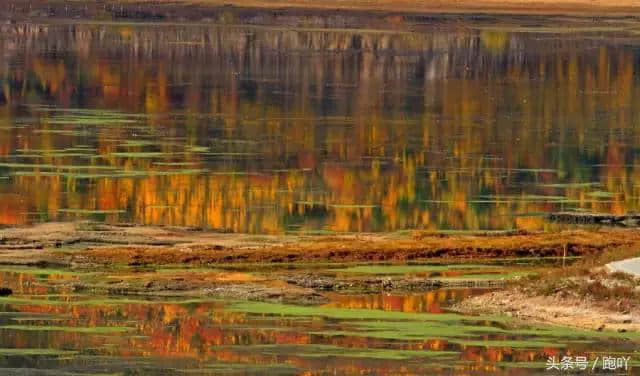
[0,222,637,331]
[180,0,640,16]
[2,0,640,25]
[453,287,640,332]
[0,222,636,267]
[453,251,640,332]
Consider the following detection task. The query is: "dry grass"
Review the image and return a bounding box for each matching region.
[517,245,640,312]
[80,228,640,265]
[3,222,639,268]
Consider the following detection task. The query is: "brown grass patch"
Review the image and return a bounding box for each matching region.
[516,245,640,313]
[78,228,640,266]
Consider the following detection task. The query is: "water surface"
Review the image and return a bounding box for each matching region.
[1,21,640,233]
[0,266,637,375]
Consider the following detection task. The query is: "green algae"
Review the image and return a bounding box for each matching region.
[12,171,117,179]
[125,169,206,176]
[109,152,170,158]
[313,318,637,345]
[0,325,133,334]
[316,329,567,348]
[505,325,640,340]
[187,146,210,153]
[195,362,300,374]
[497,361,548,369]
[448,339,565,348]
[295,201,327,206]
[0,267,84,276]
[0,296,218,307]
[153,162,199,166]
[11,317,67,322]
[0,163,116,170]
[587,191,615,198]
[318,317,640,343]
[12,169,206,179]
[538,182,601,188]
[58,209,126,214]
[332,264,496,274]
[328,204,379,209]
[33,130,91,136]
[205,152,259,156]
[313,318,543,342]
[474,194,568,201]
[215,344,458,360]
[153,267,222,274]
[121,140,175,147]
[227,301,505,322]
[437,271,534,280]
[0,348,79,356]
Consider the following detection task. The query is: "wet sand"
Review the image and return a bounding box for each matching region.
[454,287,640,332]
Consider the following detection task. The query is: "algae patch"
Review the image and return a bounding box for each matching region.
[332,264,496,274]
[214,344,458,360]
[227,301,505,322]
[0,325,134,334]
[0,348,79,356]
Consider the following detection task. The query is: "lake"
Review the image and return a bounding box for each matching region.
[1,19,640,234]
[1,14,640,375]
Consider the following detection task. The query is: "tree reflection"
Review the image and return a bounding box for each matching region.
[0,23,638,232]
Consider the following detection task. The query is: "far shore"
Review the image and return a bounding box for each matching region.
[3,0,640,24]
[167,0,640,16]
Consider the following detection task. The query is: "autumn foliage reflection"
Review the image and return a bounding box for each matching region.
[0,272,566,375]
[1,24,639,232]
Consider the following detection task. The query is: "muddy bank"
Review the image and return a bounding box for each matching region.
[72,271,330,305]
[0,221,596,305]
[61,268,508,306]
[454,263,640,332]
[281,273,510,292]
[0,222,635,267]
[454,288,640,332]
